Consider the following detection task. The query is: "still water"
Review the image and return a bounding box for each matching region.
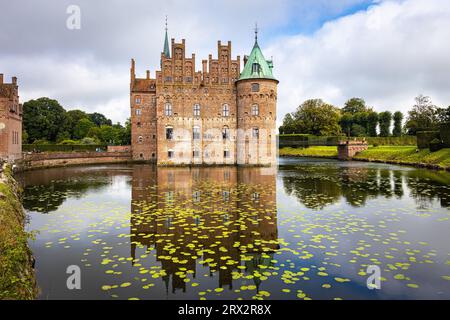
[18,158,450,300]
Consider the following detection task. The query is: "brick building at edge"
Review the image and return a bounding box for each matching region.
[0,74,22,161]
[130,27,278,165]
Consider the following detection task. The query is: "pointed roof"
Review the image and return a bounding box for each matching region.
[163,17,170,58]
[238,30,276,81]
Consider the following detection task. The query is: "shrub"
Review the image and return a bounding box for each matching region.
[417,131,440,149]
[429,138,443,152]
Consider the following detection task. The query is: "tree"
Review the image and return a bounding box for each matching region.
[339,114,353,137]
[73,118,96,140]
[392,111,404,137]
[437,106,450,123]
[405,95,440,135]
[379,111,392,137]
[351,124,366,137]
[279,113,296,134]
[367,111,379,137]
[89,112,113,127]
[66,109,89,138]
[291,99,341,136]
[342,98,369,114]
[23,97,68,143]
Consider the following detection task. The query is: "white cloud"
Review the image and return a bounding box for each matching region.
[266,0,450,127]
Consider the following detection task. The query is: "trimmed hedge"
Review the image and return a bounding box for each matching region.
[365,136,416,146]
[23,144,107,152]
[416,131,440,149]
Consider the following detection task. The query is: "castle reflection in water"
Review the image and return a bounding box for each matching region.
[129,166,279,293]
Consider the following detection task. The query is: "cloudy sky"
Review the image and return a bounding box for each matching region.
[1,0,449,126]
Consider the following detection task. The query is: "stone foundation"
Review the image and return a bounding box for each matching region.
[338,140,369,160]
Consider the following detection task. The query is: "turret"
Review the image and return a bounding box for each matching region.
[236,27,278,166]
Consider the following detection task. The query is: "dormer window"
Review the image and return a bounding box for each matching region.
[252,63,260,74]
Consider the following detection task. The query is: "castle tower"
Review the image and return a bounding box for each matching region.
[236,28,278,166]
[0,74,22,161]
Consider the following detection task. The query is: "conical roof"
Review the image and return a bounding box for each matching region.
[239,40,276,81]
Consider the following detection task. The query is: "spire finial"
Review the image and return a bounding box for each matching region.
[254,22,259,43]
[163,15,171,58]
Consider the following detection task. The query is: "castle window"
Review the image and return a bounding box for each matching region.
[222,126,230,140]
[137,122,142,128]
[222,104,230,117]
[193,126,201,140]
[138,136,143,143]
[166,127,173,140]
[252,127,259,139]
[135,96,141,104]
[251,104,259,116]
[224,148,230,159]
[151,97,157,106]
[165,76,172,82]
[193,104,200,117]
[168,150,174,159]
[136,109,142,116]
[165,103,172,116]
[193,148,200,158]
[252,192,260,202]
[251,83,260,92]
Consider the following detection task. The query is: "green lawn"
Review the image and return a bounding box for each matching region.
[279,145,450,170]
[354,146,450,169]
[279,146,338,158]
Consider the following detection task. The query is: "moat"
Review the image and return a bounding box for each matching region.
[17,158,450,300]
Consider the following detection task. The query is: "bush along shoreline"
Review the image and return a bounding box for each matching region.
[0,163,38,299]
[279,146,450,171]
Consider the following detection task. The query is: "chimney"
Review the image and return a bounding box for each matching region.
[202,60,207,74]
[12,76,17,85]
[130,59,135,81]
[0,73,3,84]
[146,70,150,79]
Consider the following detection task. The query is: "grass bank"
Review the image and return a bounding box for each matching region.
[0,163,37,299]
[279,146,338,158]
[354,146,450,170]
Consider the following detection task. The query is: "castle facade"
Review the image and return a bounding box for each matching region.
[130,27,278,165]
[0,74,22,161]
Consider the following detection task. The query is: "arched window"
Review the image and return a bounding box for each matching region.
[222,104,230,117]
[138,136,143,143]
[135,109,142,116]
[166,126,173,140]
[251,104,259,116]
[165,103,172,116]
[193,104,200,117]
[193,126,201,140]
[222,126,230,140]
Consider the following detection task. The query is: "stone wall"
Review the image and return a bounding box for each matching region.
[107,145,131,153]
[338,140,369,160]
[20,151,132,170]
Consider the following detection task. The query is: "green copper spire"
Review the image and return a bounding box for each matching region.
[163,16,170,58]
[238,24,276,81]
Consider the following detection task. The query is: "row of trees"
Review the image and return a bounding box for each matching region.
[279,95,450,137]
[23,97,131,145]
